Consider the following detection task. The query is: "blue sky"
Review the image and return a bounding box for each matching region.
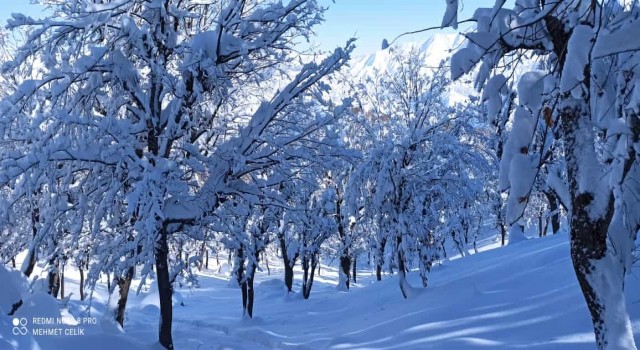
[314,0,495,54]
[0,1,44,21]
[0,0,496,55]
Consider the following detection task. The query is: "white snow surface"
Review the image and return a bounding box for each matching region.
[2,233,639,349]
[561,25,593,99]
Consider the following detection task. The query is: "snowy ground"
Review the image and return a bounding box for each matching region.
[3,233,640,349]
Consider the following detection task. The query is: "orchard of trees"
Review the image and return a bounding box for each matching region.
[0,1,638,349]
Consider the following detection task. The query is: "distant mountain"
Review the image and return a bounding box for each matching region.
[350,34,462,77]
[345,33,478,105]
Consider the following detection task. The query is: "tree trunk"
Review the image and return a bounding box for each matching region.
[240,280,248,316]
[284,260,294,293]
[243,245,261,318]
[495,202,507,246]
[48,271,60,298]
[560,101,636,350]
[336,194,350,290]
[279,235,296,293]
[155,226,174,349]
[538,210,544,238]
[301,254,317,299]
[352,257,357,284]
[60,268,65,299]
[114,267,134,327]
[452,233,466,256]
[246,276,255,318]
[245,265,256,318]
[199,242,207,271]
[22,208,39,277]
[544,217,550,237]
[79,266,86,301]
[375,237,386,281]
[177,243,183,266]
[544,190,561,234]
[338,254,351,290]
[235,247,248,315]
[205,248,209,269]
[48,257,60,298]
[397,236,410,299]
[302,255,310,299]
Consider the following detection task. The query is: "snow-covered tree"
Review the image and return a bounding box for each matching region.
[443,1,640,348]
[0,1,353,348]
[349,48,492,297]
[297,178,337,299]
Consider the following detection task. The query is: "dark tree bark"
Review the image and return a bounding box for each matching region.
[339,254,351,289]
[560,102,615,349]
[352,257,357,284]
[199,242,207,271]
[176,242,183,265]
[538,210,544,238]
[544,190,561,234]
[246,274,255,318]
[22,208,40,278]
[112,236,142,327]
[284,260,295,293]
[240,280,248,316]
[545,11,634,346]
[301,254,318,299]
[205,247,209,269]
[336,194,351,290]
[397,236,410,299]
[278,235,297,293]
[48,272,60,298]
[245,252,259,318]
[242,246,261,318]
[155,226,174,349]
[234,247,249,316]
[114,266,134,327]
[79,266,86,301]
[452,231,466,256]
[48,257,61,298]
[60,268,65,299]
[493,93,512,247]
[375,237,386,281]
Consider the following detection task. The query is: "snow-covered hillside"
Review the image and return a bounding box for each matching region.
[3,233,638,349]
